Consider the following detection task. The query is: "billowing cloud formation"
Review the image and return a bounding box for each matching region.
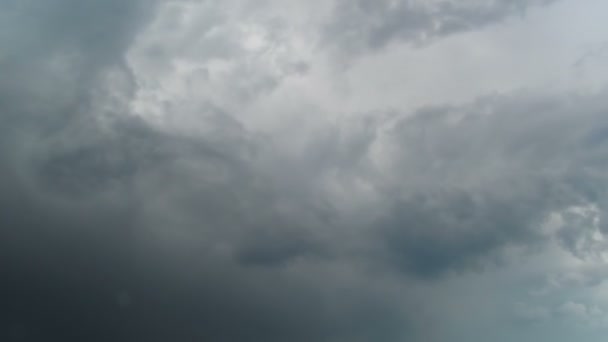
[2,0,608,341]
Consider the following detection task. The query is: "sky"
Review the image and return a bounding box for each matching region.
[2,0,608,341]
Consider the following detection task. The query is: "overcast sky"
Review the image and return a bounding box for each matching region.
[2,0,608,341]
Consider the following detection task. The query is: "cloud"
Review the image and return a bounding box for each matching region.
[323,0,558,56]
[2,0,608,341]
[0,2,413,341]
[514,302,552,323]
[559,301,589,318]
[318,93,607,278]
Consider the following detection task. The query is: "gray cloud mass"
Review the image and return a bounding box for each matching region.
[324,0,558,55]
[1,0,607,341]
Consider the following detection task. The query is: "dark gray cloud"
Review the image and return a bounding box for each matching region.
[0,2,414,341]
[324,0,558,55]
[266,92,607,281]
[2,0,608,341]
[367,94,608,278]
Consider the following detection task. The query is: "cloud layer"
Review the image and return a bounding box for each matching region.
[2,0,608,341]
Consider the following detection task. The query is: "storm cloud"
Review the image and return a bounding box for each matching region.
[2,0,608,341]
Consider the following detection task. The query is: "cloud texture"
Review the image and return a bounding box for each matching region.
[3,0,608,341]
